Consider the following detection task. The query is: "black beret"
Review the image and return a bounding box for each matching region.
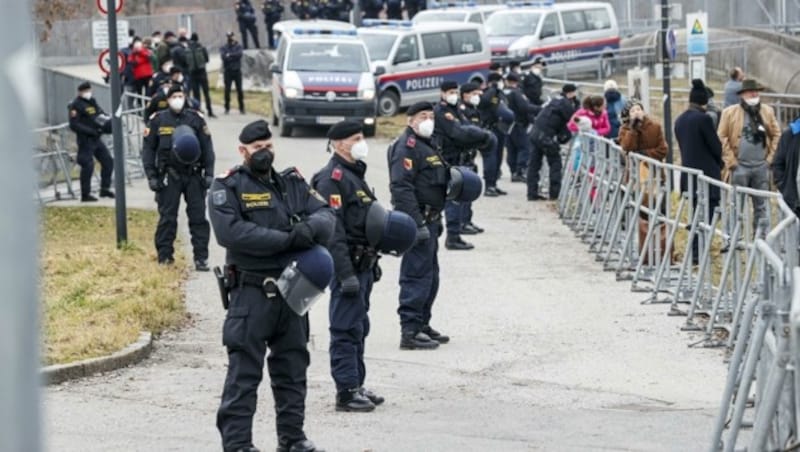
[505,72,520,82]
[489,62,501,71]
[532,56,547,67]
[169,66,183,75]
[167,84,184,97]
[440,80,458,92]
[460,82,480,95]
[562,83,578,94]
[327,120,363,140]
[488,72,503,83]
[239,120,272,144]
[407,101,433,116]
[77,81,91,91]
[509,60,521,68]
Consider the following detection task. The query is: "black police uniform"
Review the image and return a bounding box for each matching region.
[388,124,449,348]
[312,152,382,410]
[385,0,402,19]
[209,135,334,451]
[262,0,284,49]
[460,98,500,207]
[148,69,171,97]
[405,0,424,19]
[236,0,261,49]
[144,87,170,123]
[291,0,317,19]
[478,80,509,186]
[360,0,383,19]
[68,94,114,200]
[433,99,488,247]
[522,71,544,106]
[505,82,540,179]
[142,102,214,265]
[220,39,245,114]
[527,95,575,200]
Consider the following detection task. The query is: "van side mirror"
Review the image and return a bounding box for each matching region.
[270,63,282,74]
[373,66,386,76]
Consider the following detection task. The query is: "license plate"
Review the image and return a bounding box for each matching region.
[317,116,345,125]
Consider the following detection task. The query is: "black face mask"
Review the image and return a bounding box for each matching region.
[247,149,274,175]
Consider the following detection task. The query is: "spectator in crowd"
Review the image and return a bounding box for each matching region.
[142,37,160,73]
[724,67,744,108]
[705,85,722,130]
[772,115,800,218]
[187,33,215,117]
[568,95,611,138]
[156,31,179,68]
[128,37,154,107]
[603,79,626,140]
[236,0,261,49]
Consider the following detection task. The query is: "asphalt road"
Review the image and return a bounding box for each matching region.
[45,110,728,452]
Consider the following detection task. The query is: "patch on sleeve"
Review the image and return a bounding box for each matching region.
[212,189,227,206]
[403,158,413,171]
[309,188,325,202]
[331,167,343,181]
[406,135,416,148]
[444,112,455,121]
[69,109,77,118]
[329,194,342,209]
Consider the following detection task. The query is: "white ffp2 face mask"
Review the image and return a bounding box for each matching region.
[168,97,185,112]
[417,119,435,138]
[445,94,458,106]
[745,97,760,107]
[81,91,92,100]
[469,94,480,106]
[351,140,368,161]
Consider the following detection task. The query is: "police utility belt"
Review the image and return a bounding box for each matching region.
[421,204,442,225]
[350,245,379,273]
[214,264,282,310]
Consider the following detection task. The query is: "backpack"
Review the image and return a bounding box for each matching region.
[186,45,208,73]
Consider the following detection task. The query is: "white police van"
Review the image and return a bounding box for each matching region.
[270,21,378,137]
[412,2,503,25]
[484,1,620,77]
[357,20,490,116]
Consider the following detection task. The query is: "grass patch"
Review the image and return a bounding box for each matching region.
[41,206,188,365]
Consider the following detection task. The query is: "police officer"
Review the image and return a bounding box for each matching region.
[385,0,402,19]
[388,102,450,350]
[235,0,261,49]
[505,72,541,182]
[405,0,425,19]
[291,0,317,19]
[221,32,245,115]
[434,80,491,250]
[68,81,115,202]
[527,83,578,201]
[522,56,546,106]
[145,69,186,121]
[209,120,333,452]
[478,72,511,195]
[262,0,284,49]
[359,0,383,20]
[457,82,493,236]
[312,121,392,412]
[142,85,215,269]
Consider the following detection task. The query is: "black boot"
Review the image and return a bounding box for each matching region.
[400,331,440,350]
[99,189,115,198]
[422,325,450,344]
[445,237,474,250]
[229,447,260,452]
[484,187,500,197]
[460,223,481,235]
[194,259,210,272]
[81,194,98,202]
[359,387,385,405]
[336,388,375,412]
[276,439,325,452]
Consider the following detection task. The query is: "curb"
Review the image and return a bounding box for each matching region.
[42,331,154,386]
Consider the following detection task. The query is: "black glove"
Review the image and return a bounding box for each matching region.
[340,275,360,297]
[306,214,334,244]
[148,177,164,192]
[416,225,430,243]
[288,222,315,250]
[204,175,214,189]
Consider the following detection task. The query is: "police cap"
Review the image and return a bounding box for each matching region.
[326,120,362,140]
[509,60,521,69]
[562,83,578,94]
[488,72,503,83]
[532,56,547,67]
[407,101,433,116]
[77,81,91,92]
[239,120,272,144]
[505,72,520,83]
[440,80,458,92]
[460,82,480,95]
[167,84,184,98]
[489,62,501,71]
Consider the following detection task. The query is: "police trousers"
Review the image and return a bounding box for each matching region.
[329,269,374,392]
[217,285,310,451]
[480,132,499,187]
[528,134,563,199]
[76,138,113,196]
[492,127,506,181]
[238,21,260,49]
[155,171,210,262]
[507,124,531,175]
[224,70,245,113]
[398,221,441,333]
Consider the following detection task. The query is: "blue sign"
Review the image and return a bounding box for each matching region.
[686,12,709,55]
[666,28,677,61]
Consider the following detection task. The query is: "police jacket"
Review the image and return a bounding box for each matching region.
[433,101,487,163]
[144,90,169,122]
[460,103,481,125]
[262,0,284,21]
[522,72,544,106]
[388,127,448,226]
[291,0,317,18]
[209,165,335,271]
[236,0,258,23]
[68,96,108,143]
[533,96,575,138]
[142,107,215,179]
[506,86,540,126]
[311,153,376,280]
[478,84,507,126]
[220,42,244,72]
[148,70,171,96]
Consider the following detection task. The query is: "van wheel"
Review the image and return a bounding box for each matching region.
[378,91,400,117]
[600,55,614,79]
[278,116,292,137]
[364,123,376,137]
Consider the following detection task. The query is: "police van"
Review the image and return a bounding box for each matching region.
[270,21,378,137]
[484,1,620,77]
[412,2,503,25]
[357,20,490,116]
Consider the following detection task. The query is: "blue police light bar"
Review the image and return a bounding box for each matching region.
[432,1,477,9]
[506,0,554,7]
[291,28,358,36]
[361,19,414,28]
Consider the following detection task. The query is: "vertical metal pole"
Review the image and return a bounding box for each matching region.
[0,2,41,451]
[661,0,674,164]
[108,0,128,246]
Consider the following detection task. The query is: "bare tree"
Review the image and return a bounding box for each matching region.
[33,0,90,42]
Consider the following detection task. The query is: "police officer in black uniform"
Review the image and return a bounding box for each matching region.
[458,82,495,236]
[209,120,333,452]
[478,72,511,195]
[434,80,491,251]
[291,0,317,19]
[522,56,546,106]
[359,0,383,19]
[311,121,383,412]
[142,85,214,270]
[527,83,578,201]
[221,32,246,115]
[389,102,450,350]
[68,81,115,202]
[262,0,284,49]
[505,72,541,183]
[235,0,261,49]
[144,77,174,122]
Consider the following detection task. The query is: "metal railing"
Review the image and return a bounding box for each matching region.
[557,133,800,451]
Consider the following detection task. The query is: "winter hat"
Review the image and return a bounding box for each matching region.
[689,79,709,105]
[603,79,618,92]
[575,115,593,133]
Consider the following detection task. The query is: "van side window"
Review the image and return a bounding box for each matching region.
[276,39,288,65]
[422,32,452,59]
[561,10,587,34]
[449,30,482,54]
[540,12,561,38]
[394,35,419,64]
[584,8,611,30]
[468,12,482,23]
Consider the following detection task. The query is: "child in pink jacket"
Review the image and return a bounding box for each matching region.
[568,95,611,138]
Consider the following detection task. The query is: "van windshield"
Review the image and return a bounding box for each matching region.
[358,33,397,61]
[485,12,541,36]
[414,11,466,23]
[287,42,370,72]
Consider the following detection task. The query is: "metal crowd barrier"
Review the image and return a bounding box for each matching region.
[33,92,148,204]
[557,133,800,451]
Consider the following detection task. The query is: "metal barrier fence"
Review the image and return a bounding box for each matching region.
[557,133,800,451]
